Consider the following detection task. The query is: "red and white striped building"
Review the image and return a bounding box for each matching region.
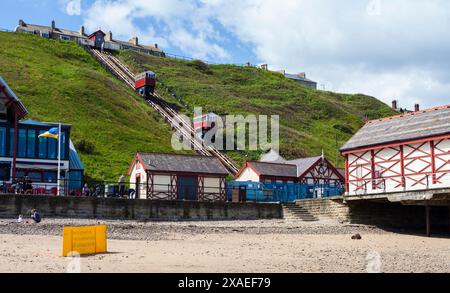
[341,105,450,196]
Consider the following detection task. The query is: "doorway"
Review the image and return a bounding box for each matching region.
[177,176,198,201]
[135,175,140,199]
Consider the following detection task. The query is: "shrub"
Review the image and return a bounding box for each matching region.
[75,139,95,154]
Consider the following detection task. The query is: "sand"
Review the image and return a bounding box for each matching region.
[0,218,449,273]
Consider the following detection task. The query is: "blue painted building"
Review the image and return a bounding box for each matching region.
[0,76,84,194]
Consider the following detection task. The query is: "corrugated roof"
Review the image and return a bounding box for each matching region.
[341,105,450,152]
[247,161,298,178]
[69,140,84,170]
[138,153,229,175]
[286,156,322,177]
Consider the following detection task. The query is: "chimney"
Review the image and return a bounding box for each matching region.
[154,43,158,49]
[51,20,56,30]
[79,26,85,36]
[129,37,138,46]
[18,19,26,27]
[297,72,306,79]
[392,100,398,110]
[414,104,420,112]
[106,31,113,41]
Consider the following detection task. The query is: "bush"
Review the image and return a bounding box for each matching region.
[333,124,354,135]
[75,139,95,154]
[188,60,213,75]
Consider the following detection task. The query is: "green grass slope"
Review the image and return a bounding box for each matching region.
[0,32,183,181]
[117,51,396,167]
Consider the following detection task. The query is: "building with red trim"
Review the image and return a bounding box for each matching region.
[0,76,84,194]
[128,152,229,201]
[234,156,344,199]
[341,104,450,196]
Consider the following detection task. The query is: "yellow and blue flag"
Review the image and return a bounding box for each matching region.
[39,127,59,139]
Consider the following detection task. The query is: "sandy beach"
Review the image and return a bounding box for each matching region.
[0,218,449,273]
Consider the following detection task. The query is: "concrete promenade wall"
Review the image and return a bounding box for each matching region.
[296,198,449,229]
[0,195,282,221]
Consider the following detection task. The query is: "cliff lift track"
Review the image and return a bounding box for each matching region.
[88,48,239,175]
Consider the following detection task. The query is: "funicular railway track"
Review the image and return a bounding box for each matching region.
[89,48,239,174]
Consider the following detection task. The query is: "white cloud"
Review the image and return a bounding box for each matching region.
[82,0,230,61]
[81,0,450,108]
[64,0,82,16]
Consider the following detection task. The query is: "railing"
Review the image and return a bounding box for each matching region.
[0,179,343,203]
[227,181,343,203]
[347,171,450,196]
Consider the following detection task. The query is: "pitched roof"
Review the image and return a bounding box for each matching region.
[341,105,450,152]
[0,76,28,119]
[17,23,82,38]
[259,149,287,164]
[136,153,229,175]
[286,156,322,177]
[285,73,317,84]
[69,140,84,170]
[246,161,298,178]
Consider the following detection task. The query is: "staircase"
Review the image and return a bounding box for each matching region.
[85,47,240,175]
[281,203,318,222]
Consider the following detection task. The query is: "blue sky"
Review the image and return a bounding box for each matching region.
[1,0,450,109]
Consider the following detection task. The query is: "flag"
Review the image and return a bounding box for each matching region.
[39,127,59,139]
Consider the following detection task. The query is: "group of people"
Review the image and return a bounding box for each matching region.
[80,174,135,198]
[3,176,33,194]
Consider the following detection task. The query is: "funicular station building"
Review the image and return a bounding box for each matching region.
[341,105,450,235]
[0,76,84,195]
[231,155,344,202]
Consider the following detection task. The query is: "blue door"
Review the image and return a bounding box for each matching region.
[177,176,198,200]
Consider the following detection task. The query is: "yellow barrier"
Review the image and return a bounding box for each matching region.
[62,225,107,257]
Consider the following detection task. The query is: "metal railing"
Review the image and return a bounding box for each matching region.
[347,171,450,196]
[0,179,343,203]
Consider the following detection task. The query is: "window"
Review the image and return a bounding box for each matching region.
[16,170,25,179]
[0,127,6,156]
[60,35,71,41]
[43,171,57,183]
[48,137,57,159]
[38,130,47,159]
[18,129,26,158]
[60,131,66,160]
[0,163,10,181]
[28,171,42,182]
[0,103,6,121]
[27,129,36,158]
[9,129,14,156]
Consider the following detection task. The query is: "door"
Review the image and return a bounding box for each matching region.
[135,176,140,199]
[177,176,198,201]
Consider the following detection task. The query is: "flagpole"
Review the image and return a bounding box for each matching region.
[57,123,61,196]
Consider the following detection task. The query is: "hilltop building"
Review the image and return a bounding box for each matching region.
[281,71,317,89]
[15,19,164,57]
[0,76,84,194]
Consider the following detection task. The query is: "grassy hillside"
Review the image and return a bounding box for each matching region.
[117,51,396,167]
[0,32,184,181]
